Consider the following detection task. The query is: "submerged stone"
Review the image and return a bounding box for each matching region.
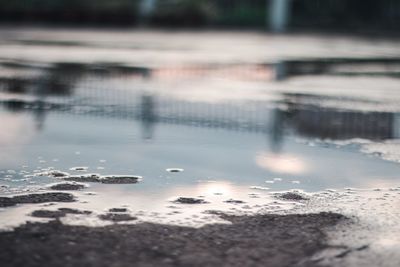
[250,186,270,191]
[166,168,184,173]
[31,208,91,218]
[174,197,208,204]
[69,167,88,172]
[99,213,137,222]
[49,183,86,191]
[278,192,309,201]
[109,208,128,213]
[64,174,141,184]
[224,199,246,204]
[100,175,142,184]
[63,174,101,183]
[0,193,75,207]
[37,170,70,178]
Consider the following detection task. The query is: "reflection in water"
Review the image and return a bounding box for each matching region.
[2,61,400,226]
[279,93,397,141]
[273,58,400,81]
[32,100,46,131]
[140,94,157,140]
[200,181,234,197]
[255,152,308,175]
[270,108,285,152]
[1,62,400,174]
[1,72,399,146]
[40,62,84,96]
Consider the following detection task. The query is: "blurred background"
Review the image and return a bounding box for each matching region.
[1,0,400,197]
[0,0,399,32]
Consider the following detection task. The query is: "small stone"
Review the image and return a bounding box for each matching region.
[278,192,308,201]
[99,213,137,222]
[49,183,85,191]
[174,197,208,204]
[109,208,128,213]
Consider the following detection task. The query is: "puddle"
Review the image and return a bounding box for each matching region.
[0,30,399,263]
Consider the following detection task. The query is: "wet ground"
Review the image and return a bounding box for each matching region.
[1,28,400,266]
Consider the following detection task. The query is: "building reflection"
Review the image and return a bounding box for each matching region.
[140,94,157,140]
[278,93,397,140]
[0,63,399,146]
[273,58,400,81]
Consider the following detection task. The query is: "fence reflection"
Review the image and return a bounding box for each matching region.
[0,62,399,149]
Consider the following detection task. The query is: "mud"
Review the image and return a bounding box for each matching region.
[277,192,309,201]
[108,208,128,213]
[31,208,92,219]
[100,176,141,184]
[63,174,101,183]
[0,212,345,267]
[174,197,208,204]
[63,174,141,184]
[49,183,85,191]
[37,171,70,178]
[98,213,137,222]
[224,199,246,204]
[0,193,75,207]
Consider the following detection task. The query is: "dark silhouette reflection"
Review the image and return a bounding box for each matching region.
[40,62,85,95]
[0,62,84,131]
[1,77,30,94]
[274,93,396,140]
[3,99,25,112]
[0,62,85,96]
[273,57,400,81]
[140,94,157,140]
[0,61,154,133]
[1,61,398,143]
[269,108,285,152]
[32,101,47,131]
[91,64,151,78]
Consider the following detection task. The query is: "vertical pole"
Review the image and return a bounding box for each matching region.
[140,0,157,22]
[269,0,291,32]
[394,113,400,138]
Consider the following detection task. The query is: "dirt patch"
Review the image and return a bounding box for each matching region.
[63,174,101,183]
[108,208,128,213]
[277,192,309,201]
[37,170,70,178]
[31,208,92,219]
[63,174,141,184]
[173,197,208,204]
[99,213,137,222]
[49,183,85,191]
[0,212,345,267]
[224,199,246,204]
[100,176,141,184]
[0,193,75,207]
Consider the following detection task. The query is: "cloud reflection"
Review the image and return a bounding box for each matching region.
[255,152,308,175]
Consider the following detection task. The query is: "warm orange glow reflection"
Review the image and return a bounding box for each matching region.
[153,64,274,81]
[198,181,234,196]
[255,152,308,175]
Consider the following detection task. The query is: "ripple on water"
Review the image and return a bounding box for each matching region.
[166,168,184,173]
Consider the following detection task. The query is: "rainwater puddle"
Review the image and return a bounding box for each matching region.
[1,30,400,232]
